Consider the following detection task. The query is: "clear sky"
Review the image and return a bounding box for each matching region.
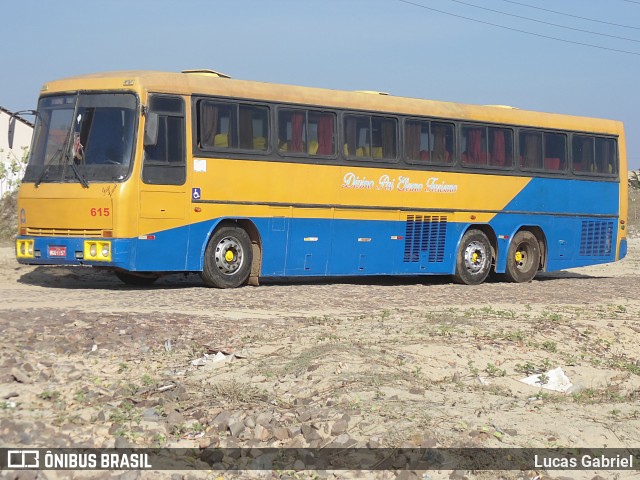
[3,0,639,169]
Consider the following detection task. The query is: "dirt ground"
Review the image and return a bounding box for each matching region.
[1,234,640,480]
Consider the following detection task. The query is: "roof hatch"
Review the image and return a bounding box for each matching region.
[353,90,389,96]
[182,69,231,79]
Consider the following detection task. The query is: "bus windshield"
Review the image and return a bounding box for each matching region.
[23,93,138,184]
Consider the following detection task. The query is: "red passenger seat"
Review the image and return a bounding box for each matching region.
[544,157,561,170]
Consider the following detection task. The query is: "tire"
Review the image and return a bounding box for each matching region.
[453,229,492,285]
[115,270,159,286]
[201,226,253,288]
[505,230,540,283]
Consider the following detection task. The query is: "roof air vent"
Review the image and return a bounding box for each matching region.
[353,90,389,95]
[182,69,231,79]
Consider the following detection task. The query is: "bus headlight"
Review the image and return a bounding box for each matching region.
[16,239,35,259]
[84,240,112,262]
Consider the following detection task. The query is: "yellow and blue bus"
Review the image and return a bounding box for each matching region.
[12,69,628,287]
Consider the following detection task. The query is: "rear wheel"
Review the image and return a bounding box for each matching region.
[505,231,540,283]
[453,229,492,285]
[115,271,159,286]
[201,226,253,288]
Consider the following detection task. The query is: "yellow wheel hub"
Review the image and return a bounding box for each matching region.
[472,252,479,263]
[225,250,235,262]
[515,251,523,263]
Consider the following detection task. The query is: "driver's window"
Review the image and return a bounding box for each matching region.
[142,95,186,185]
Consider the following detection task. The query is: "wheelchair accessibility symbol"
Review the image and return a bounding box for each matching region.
[192,188,201,200]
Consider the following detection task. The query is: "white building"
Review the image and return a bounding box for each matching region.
[0,106,34,196]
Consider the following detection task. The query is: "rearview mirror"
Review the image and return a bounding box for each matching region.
[7,110,38,149]
[8,116,16,149]
[144,112,159,146]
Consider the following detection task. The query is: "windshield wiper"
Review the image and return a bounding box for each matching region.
[60,131,89,188]
[35,143,66,188]
[67,158,89,188]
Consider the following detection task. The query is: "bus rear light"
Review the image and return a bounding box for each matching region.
[19,228,27,235]
[102,230,113,237]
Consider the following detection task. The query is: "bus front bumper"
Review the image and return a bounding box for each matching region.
[15,236,132,268]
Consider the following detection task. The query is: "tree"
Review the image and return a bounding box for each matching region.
[630,170,640,191]
[0,146,29,197]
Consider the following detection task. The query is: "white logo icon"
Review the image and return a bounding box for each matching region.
[7,450,40,468]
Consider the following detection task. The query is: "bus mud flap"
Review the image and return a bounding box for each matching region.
[248,241,261,286]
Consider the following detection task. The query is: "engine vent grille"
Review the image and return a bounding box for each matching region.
[579,220,614,257]
[403,215,447,263]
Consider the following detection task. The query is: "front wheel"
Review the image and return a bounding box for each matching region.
[201,226,253,288]
[504,231,540,283]
[453,229,492,285]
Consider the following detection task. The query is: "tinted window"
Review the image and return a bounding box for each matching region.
[572,135,617,174]
[595,137,617,174]
[519,130,543,170]
[344,114,396,160]
[488,127,513,167]
[405,120,454,164]
[278,109,336,156]
[143,95,185,185]
[24,93,136,184]
[462,125,513,168]
[543,132,567,171]
[200,100,269,152]
[462,126,488,166]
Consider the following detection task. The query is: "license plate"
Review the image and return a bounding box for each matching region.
[48,246,67,258]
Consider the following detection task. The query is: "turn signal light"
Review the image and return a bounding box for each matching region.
[16,239,35,259]
[84,240,112,261]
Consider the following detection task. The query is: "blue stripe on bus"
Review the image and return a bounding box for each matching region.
[502,178,619,215]
[18,210,619,276]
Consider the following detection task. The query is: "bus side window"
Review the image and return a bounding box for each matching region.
[572,135,594,173]
[461,126,487,166]
[199,100,268,153]
[308,112,335,156]
[344,114,396,160]
[543,132,567,172]
[488,127,513,167]
[201,101,234,149]
[278,109,306,153]
[595,137,617,174]
[519,130,543,170]
[344,114,369,158]
[142,95,186,185]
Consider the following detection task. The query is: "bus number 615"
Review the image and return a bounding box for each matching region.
[90,208,110,216]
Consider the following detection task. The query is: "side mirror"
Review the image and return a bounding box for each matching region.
[8,110,38,149]
[144,112,159,146]
[8,116,16,149]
